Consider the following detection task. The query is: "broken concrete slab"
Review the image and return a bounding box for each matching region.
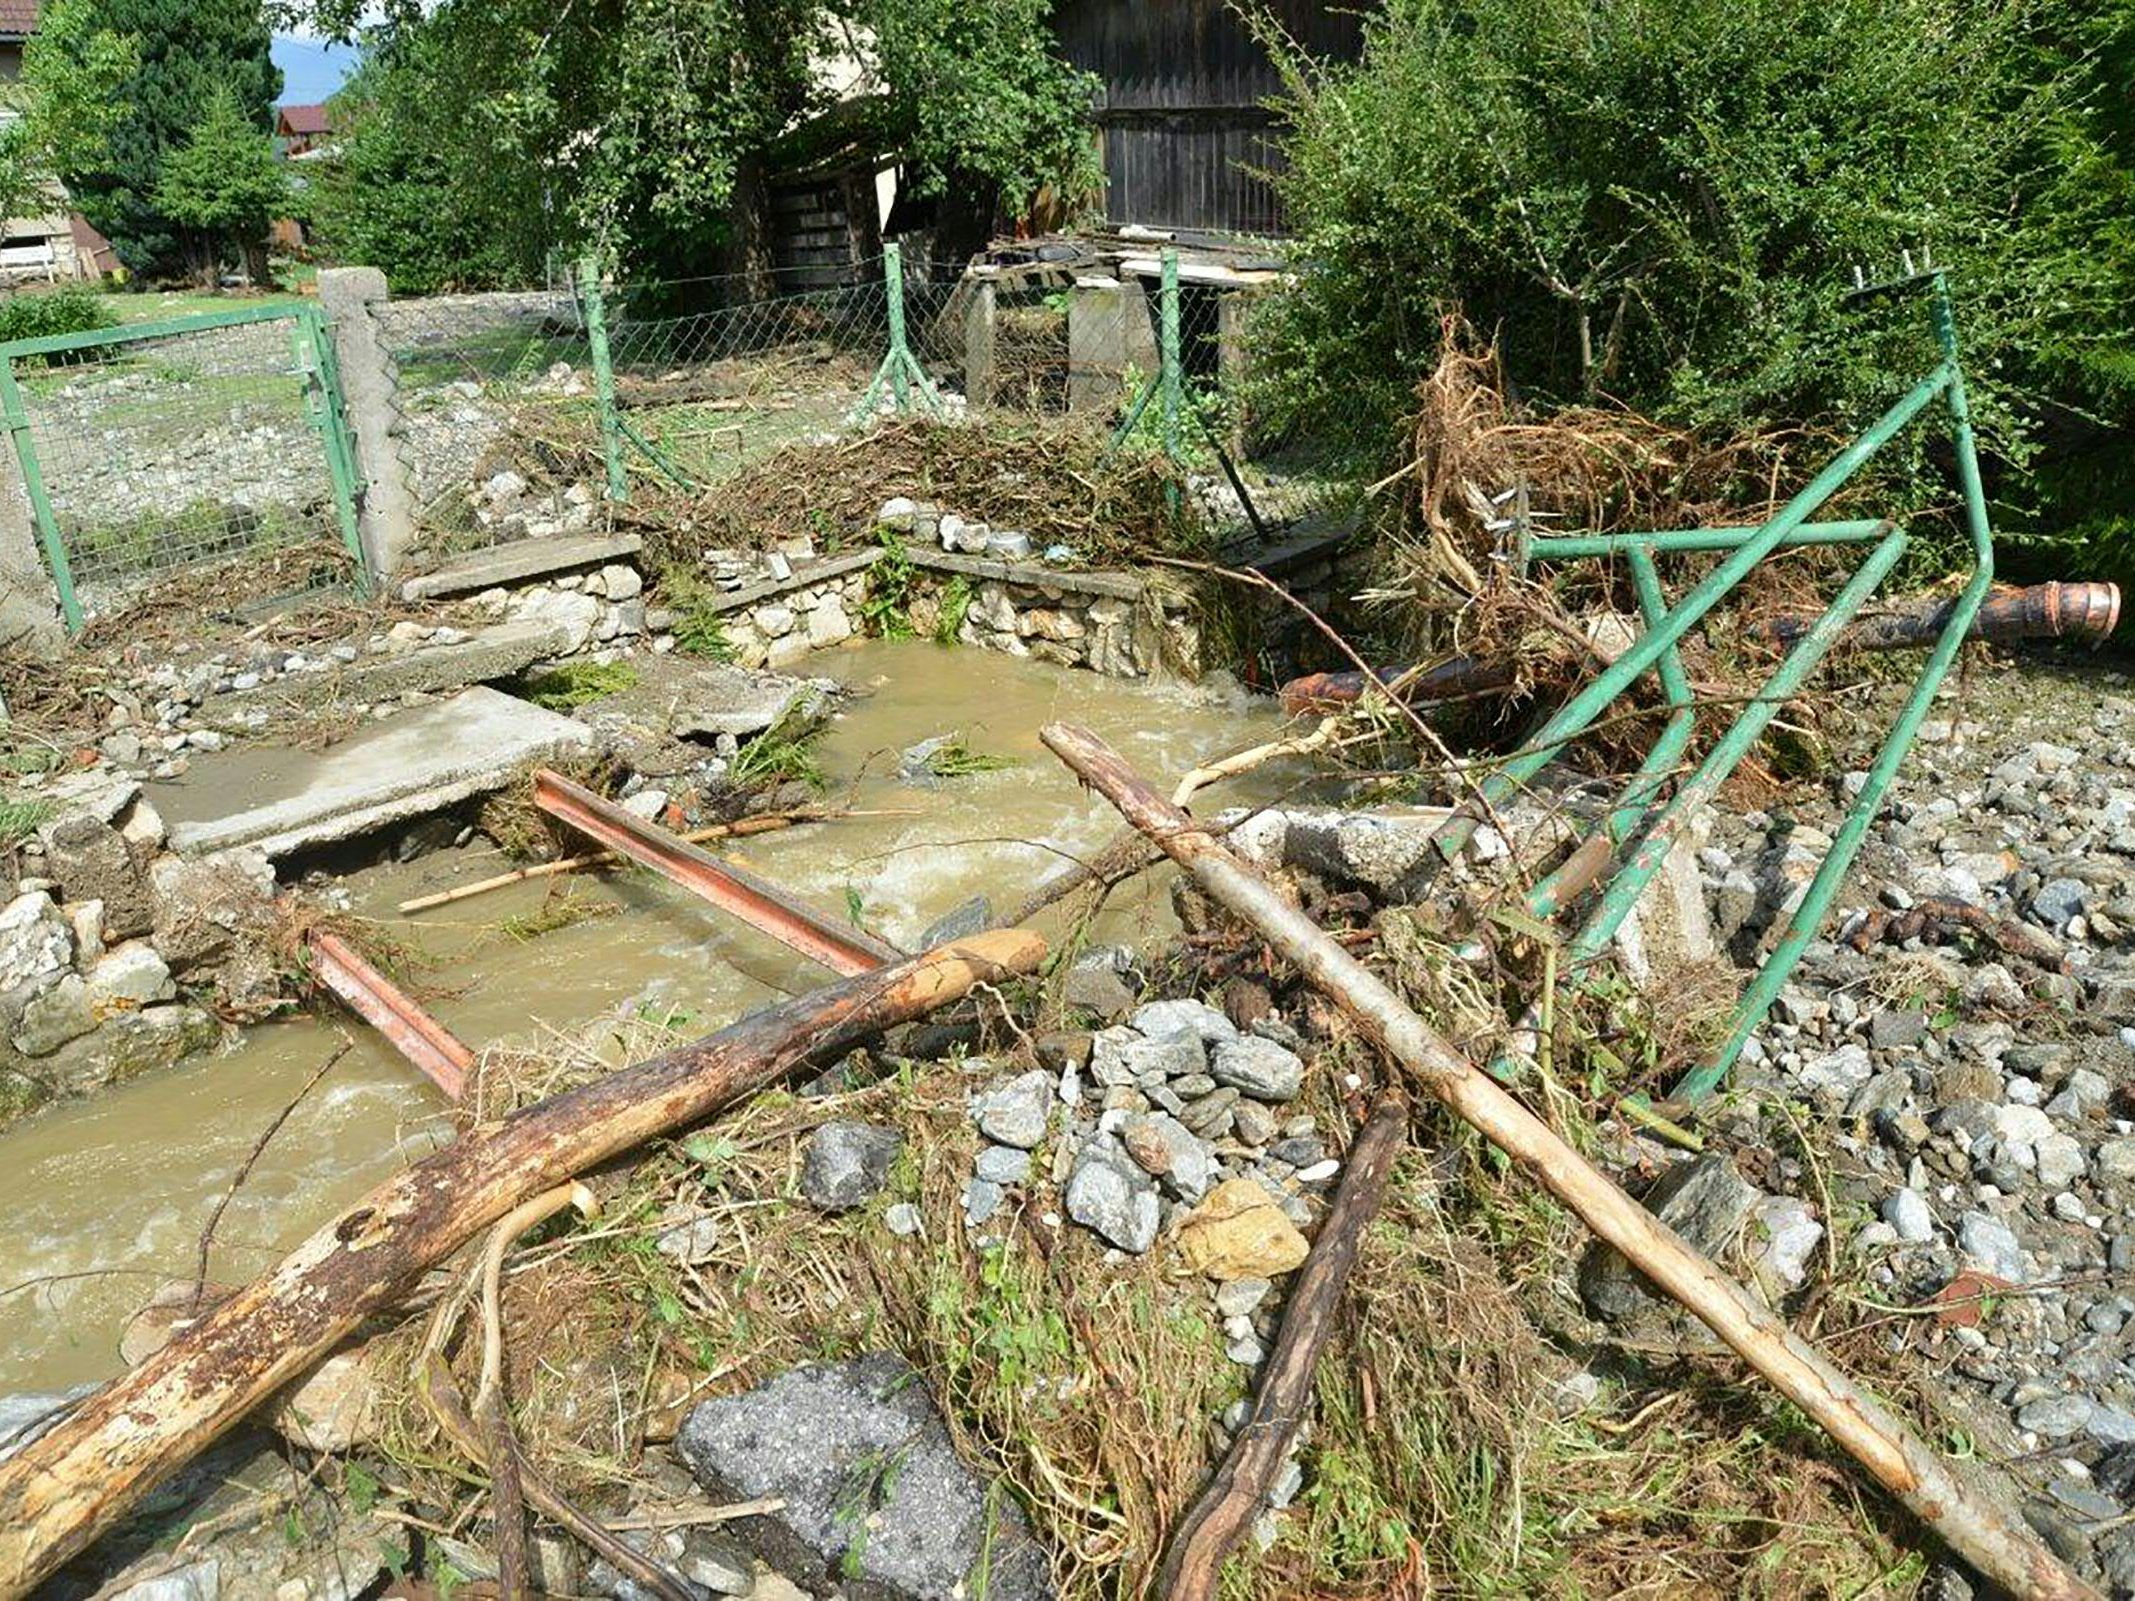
[398,533,644,602]
[159,687,595,860]
[203,619,575,720]
[575,655,827,741]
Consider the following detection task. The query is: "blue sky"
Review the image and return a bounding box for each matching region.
[272,34,362,106]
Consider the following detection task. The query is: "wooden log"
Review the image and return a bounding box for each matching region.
[1039,722,2098,1601]
[0,930,1046,1600]
[1157,1091,1408,1600]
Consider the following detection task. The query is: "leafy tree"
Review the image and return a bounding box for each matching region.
[47,0,279,276]
[152,82,290,286]
[1252,0,2125,509]
[305,36,537,294]
[297,0,1093,288]
[0,0,139,225]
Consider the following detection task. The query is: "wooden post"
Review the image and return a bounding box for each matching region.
[0,932,1046,1599]
[1038,722,2099,1601]
[1158,1092,1408,1600]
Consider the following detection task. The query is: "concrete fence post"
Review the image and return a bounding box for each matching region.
[963,272,997,410]
[317,267,420,578]
[0,444,64,659]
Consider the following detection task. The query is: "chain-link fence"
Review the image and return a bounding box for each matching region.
[0,305,364,628]
[371,244,1390,562]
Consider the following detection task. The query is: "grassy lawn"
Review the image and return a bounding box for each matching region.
[108,287,303,325]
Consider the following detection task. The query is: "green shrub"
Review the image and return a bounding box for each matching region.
[0,287,117,346]
[1255,0,2130,496]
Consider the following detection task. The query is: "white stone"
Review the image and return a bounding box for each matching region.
[1884,1187,1934,1243]
[621,790,669,821]
[600,563,643,601]
[86,941,175,1012]
[805,597,854,648]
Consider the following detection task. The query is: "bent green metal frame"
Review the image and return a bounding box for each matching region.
[1449,271,1994,1107]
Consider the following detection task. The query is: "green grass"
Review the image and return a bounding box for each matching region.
[107,288,301,326]
[0,797,52,848]
[524,660,642,710]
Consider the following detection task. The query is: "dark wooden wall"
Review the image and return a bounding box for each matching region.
[1052,0,1368,235]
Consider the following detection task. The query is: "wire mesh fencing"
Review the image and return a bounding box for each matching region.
[1,306,363,627]
[371,281,603,552]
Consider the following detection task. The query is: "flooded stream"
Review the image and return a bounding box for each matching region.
[0,641,1304,1391]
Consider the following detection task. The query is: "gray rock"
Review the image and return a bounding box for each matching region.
[1119,1112,1217,1200]
[1885,1188,1935,1244]
[799,1121,902,1211]
[2036,1132,2086,1191]
[1583,1153,1758,1323]
[919,894,992,949]
[975,1144,1032,1185]
[2091,1403,2135,1447]
[884,1202,922,1237]
[963,1177,1005,1226]
[0,1384,97,1461]
[972,1070,1054,1149]
[674,1353,1052,1600]
[1129,999,1238,1046]
[12,973,93,1057]
[1869,1009,1928,1050]
[1215,1277,1271,1318]
[2017,1394,2095,1437]
[2097,1138,2135,1187]
[1957,1211,2031,1283]
[2034,876,2088,928]
[85,940,175,1011]
[1748,1196,1823,1290]
[677,1530,753,1596]
[1065,1144,1159,1253]
[1796,1042,1873,1101]
[104,1561,220,1601]
[0,890,72,1030]
[1210,1036,1304,1101]
[1090,1026,1202,1087]
[1062,958,1136,1021]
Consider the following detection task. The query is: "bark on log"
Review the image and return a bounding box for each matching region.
[1040,721,2098,1601]
[0,931,1046,1600]
[1157,1092,1408,1601]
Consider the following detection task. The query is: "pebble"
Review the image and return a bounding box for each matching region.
[972,1070,1054,1149]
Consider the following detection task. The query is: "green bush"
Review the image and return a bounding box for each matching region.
[0,286,117,346]
[1255,0,2130,506]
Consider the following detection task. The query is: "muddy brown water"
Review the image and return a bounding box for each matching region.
[0,640,1308,1391]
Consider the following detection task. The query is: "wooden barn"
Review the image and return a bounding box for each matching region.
[1051,0,1369,236]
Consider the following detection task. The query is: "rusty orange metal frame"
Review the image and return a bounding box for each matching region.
[308,931,473,1100]
[531,769,903,976]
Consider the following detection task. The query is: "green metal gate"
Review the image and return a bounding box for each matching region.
[0,302,368,632]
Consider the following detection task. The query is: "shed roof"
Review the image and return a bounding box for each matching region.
[0,0,40,39]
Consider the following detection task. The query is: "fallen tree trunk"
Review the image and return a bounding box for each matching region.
[1040,722,2098,1601]
[0,930,1046,1600]
[1158,1091,1408,1601]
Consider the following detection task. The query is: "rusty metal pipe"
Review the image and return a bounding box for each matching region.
[1761,579,2120,652]
[1279,580,2120,716]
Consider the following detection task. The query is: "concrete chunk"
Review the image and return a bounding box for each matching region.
[205,619,575,718]
[161,687,596,859]
[398,533,644,601]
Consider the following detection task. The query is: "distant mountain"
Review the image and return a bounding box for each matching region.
[272,34,360,107]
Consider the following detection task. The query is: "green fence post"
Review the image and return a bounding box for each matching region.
[296,310,370,595]
[1159,247,1184,467]
[855,243,941,422]
[0,355,81,633]
[580,256,629,502]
